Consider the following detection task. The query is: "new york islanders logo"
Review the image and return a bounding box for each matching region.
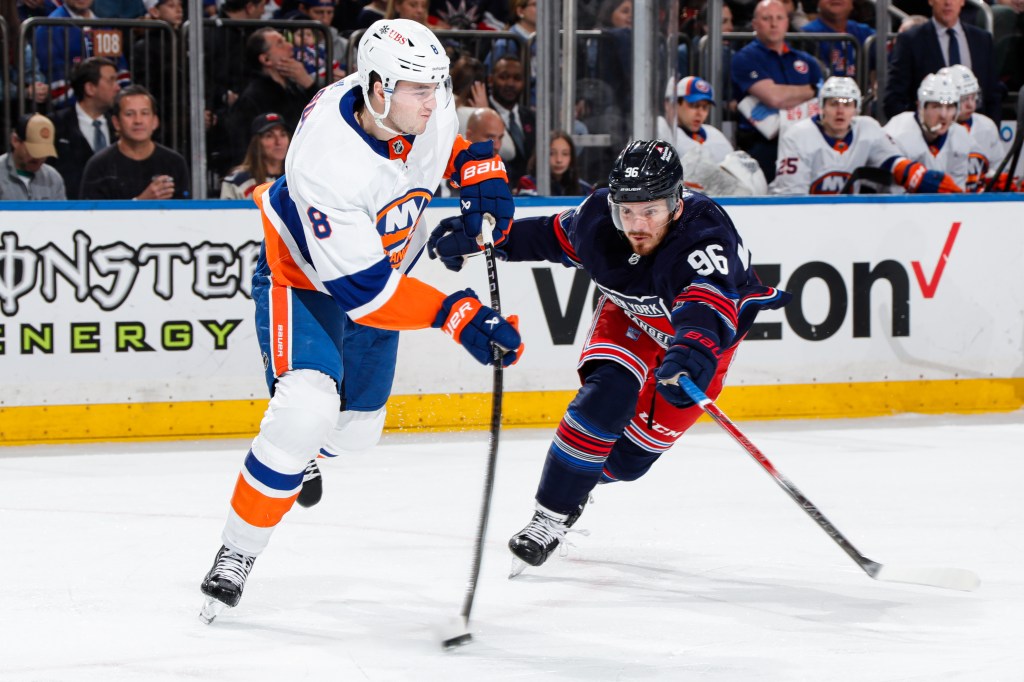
[810,171,851,194]
[376,189,432,267]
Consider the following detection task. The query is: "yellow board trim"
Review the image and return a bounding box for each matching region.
[1,378,1022,446]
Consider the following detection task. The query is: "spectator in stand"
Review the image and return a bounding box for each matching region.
[131,0,184,145]
[883,72,969,192]
[220,113,289,199]
[34,0,130,106]
[429,0,508,29]
[1,113,66,200]
[656,76,734,165]
[731,0,823,181]
[292,0,348,80]
[93,0,143,16]
[884,0,1001,121]
[451,54,490,133]
[50,57,119,200]
[80,85,190,199]
[515,130,593,196]
[486,0,536,67]
[488,54,535,187]
[678,3,734,91]
[464,107,505,158]
[355,0,386,27]
[801,0,874,78]
[226,27,319,168]
[387,0,428,24]
[1,0,51,111]
[204,0,269,178]
[17,0,58,20]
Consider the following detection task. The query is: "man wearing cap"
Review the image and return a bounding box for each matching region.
[656,76,734,165]
[0,113,66,200]
[220,112,290,199]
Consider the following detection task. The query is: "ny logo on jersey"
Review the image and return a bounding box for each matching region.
[810,171,851,194]
[376,189,432,267]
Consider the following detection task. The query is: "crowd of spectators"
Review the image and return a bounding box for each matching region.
[0,0,1022,201]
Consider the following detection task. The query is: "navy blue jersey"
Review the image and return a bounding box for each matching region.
[502,188,789,350]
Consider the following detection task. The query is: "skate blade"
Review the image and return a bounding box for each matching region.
[508,557,528,579]
[199,597,227,625]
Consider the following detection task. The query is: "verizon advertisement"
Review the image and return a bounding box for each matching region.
[0,197,1021,408]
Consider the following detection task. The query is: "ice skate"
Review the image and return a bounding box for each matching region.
[296,458,322,508]
[199,545,256,624]
[508,500,588,577]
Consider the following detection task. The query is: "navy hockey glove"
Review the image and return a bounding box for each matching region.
[433,288,524,367]
[451,141,514,245]
[892,159,963,193]
[427,216,508,272]
[654,329,721,408]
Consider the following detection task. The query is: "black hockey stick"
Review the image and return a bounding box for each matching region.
[984,88,1024,192]
[442,214,504,649]
[668,375,980,592]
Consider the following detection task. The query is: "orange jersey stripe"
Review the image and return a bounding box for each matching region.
[270,284,291,378]
[254,183,316,290]
[230,474,299,528]
[354,275,448,330]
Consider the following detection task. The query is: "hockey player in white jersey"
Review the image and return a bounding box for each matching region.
[656,76,733,164]
[198,19,523,624]
[883,73,969,192]
[939,64,1016,191]
[770,77,962,195]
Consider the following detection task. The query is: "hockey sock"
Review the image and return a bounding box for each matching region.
[535,362,639,514]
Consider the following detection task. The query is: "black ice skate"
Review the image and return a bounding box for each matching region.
[199,545,256,624]
[296,458,322,508]
[508,500,588,577]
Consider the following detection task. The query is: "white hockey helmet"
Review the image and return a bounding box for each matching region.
[818,76,861,112]
[937,64,980,99]
[916,73,960,117]
[356,19,451,131]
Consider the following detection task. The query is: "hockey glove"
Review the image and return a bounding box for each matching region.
[427,216,509,272]
[892,160,962,194]
[433,288,524,367]
[654,329,721,408]
[452,141,514,245]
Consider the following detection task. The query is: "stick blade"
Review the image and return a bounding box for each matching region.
[439,615,473,650]
[871,564,980,592]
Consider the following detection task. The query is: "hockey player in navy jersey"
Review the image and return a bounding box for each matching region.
[198,19,524,623]
[428,140,790,573]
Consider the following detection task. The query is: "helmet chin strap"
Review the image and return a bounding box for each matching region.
[361,88,404,138]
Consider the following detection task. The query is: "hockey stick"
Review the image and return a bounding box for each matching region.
[983,88,1024,192]
[442,214,503,649]
[670,375,980,592]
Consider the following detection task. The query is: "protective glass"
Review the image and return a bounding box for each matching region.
[608,196,679,233]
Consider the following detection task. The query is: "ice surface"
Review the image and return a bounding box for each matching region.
[1,412,1021,681]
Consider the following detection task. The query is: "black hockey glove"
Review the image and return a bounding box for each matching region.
[654,329,721,408]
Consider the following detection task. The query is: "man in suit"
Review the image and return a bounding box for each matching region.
[488,54,535,187]
[49,57,119,200]
[884,0,1001,121]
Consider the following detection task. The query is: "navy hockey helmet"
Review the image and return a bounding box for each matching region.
[607,140,684,231]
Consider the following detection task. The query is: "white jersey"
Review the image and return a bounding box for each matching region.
[769,115,902,195]
[256,74,460,330]
[883,111,970,190]
[959,114,1004,191]
[656,116,733,164]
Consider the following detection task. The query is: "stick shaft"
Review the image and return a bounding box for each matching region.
[680,377,881,578]
[458,223,503,622]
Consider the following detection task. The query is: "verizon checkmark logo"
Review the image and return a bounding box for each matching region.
[911,221,960,299]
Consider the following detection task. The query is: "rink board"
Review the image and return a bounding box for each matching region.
[0,195,1021,443]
